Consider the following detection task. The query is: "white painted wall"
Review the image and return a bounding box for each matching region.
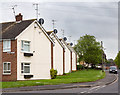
[53,38,63,75]
[72,52,76,71]
[17,22,51,80]
[61,41,71,73]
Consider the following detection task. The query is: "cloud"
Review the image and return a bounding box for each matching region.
[0,2,118,59]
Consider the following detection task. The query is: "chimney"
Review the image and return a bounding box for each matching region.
[15,13,23,21]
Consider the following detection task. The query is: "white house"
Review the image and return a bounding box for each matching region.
[47,31,65,75]
[1,13,54,81]
[67,44,77,71]
[60,39,72,73]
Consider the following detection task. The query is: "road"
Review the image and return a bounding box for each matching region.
[8,73,118,94]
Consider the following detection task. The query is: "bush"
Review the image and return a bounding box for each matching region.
[50,69,58,79]
[77,65,84,70]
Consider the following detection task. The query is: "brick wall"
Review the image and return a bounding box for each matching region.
[0,40,17,81]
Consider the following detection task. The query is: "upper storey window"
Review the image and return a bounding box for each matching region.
[3,40,11,52]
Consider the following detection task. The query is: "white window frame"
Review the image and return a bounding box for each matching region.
[21,63,30,74]
[3,40,11,52]
[3,62,11,75]
[21,40,30,52]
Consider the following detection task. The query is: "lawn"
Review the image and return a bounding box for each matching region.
[1,69,105,88]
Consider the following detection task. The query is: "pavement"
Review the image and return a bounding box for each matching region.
[2,71,118,92]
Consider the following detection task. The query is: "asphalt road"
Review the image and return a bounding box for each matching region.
[9,73,118,94]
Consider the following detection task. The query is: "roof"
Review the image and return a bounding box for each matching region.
[67,44,77,54]
[46,31,53,35]
[1,19,36,39]
[0,19,55,44]
[60,39,72,52]
[47,31,65,48]
[59,39,62,41]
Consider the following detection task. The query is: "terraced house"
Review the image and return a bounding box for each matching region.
[0,13,54,81]
[47,31,65,75]
[67,43,77,71]
[0,13,77,82]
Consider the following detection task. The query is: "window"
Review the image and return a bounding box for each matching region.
[3,40,11,52]
[3,62,11,74]
[21,63,30,73]
[21,41,30,52]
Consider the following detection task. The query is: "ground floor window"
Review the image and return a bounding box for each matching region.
[3,62,11,74]
[21,63,30,73]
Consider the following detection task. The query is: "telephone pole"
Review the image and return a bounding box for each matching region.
[101,41,104,72]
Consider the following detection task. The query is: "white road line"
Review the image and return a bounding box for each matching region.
[89,86,100,90]
[80,91,88,93]
[109,74,118,86]
[80,74,118,93]
[80,85,106,93]
[87,85,106,93]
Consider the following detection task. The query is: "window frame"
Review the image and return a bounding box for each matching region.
[3,40,11,52]
[3,62,11,75]
[21,62,31,74]
[21,40,30,52]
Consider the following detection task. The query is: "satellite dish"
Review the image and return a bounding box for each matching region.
[38,18,44,25]
[63,37,67,41]
[70,43,73,46]
[53,29,58,34]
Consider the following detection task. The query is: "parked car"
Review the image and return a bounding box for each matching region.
[109,66,117,74]
[96,65,102,70]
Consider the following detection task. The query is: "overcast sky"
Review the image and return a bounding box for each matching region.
[0,1,118,59]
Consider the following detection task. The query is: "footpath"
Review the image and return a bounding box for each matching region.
[2,71,118,92]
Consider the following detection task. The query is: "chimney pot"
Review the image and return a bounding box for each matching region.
[15,13,23,21]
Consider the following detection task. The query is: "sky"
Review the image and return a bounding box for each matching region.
[0,0,118,60]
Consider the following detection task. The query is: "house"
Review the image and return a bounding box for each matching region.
[47,31,65,75]
[67,44,77,71]
[60,39,72,73]
[0,13,54,81]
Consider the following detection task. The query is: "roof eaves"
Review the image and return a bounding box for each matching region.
[35,21,55,44]
[52,33,65,48]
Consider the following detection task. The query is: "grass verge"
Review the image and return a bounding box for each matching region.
[1,69,105,88]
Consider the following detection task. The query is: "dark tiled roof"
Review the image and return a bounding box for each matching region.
[1,19,36,39]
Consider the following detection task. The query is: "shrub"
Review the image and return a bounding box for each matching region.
[50,69,58,79]
[77,65,84,70]
[54,70,57,78]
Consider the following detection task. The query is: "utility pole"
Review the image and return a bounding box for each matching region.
[52,20,56,29]
[101,41,104,72]
[11,5,17,20]
[33,3,39,20]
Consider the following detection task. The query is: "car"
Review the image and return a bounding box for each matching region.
[109,66,117,74]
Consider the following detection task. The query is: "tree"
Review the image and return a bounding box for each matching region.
[74,34,103,69]
[114,51,120,68]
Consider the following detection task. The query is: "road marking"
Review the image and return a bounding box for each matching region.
[80,85,106,93]
[80,73,118,93]
[108,74,118,86]
[89,86,100,90]
[87,85,106,93]
[80,91,88,93]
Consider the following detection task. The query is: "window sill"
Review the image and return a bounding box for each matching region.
[3,51,11,53]
[3,73,11,75]
[21,73,32,76]
[21,51,33,54]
